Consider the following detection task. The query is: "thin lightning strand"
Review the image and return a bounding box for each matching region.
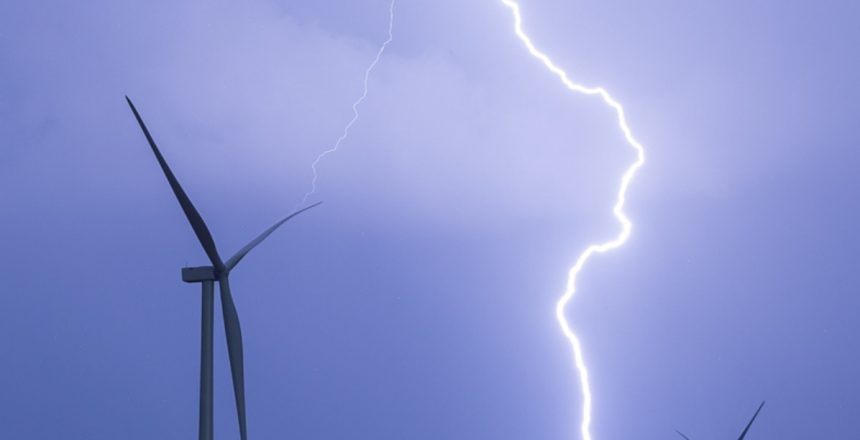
[300,0,396,205]
[499,1,646,439]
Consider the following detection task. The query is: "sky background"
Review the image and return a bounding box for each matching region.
[1,0,859,438]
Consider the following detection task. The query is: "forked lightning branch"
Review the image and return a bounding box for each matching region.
[300,0,396,206]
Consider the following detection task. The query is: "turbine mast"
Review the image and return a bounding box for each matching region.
[183,266,218,440]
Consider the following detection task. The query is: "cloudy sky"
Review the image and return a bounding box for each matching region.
[1,0,858,438]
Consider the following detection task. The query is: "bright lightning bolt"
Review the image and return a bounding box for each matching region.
[300,0,396,205]
[499,1,646,439]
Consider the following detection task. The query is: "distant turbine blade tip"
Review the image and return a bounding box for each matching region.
[675,429,692,440]
[737,401,766,440]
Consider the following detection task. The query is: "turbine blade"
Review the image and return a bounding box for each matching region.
[125,96,224,270]
[674,429,692,440]
[737,401,765,440]
[218,276,247,440]
[225,201,322,271]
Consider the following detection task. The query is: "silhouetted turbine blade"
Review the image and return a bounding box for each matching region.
[737,401,765,440]
[674,429,692,440]
[218,276,247,440]
[225,202,323,271]
[125,96,225,271]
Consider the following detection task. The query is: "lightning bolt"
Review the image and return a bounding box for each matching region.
[499,1,646,439]
[300,0,396,205]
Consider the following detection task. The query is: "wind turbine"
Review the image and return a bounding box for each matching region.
[126,96,321,440]
[676,401,766,440]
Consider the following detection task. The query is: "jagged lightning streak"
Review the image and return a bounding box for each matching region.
[300,0,396,205]
[499,1,646,439]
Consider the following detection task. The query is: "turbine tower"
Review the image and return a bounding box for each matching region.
[126,96,321,440]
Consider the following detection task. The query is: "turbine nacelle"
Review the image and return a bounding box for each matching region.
[182,266,218,283]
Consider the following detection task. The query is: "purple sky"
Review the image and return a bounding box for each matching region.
[1,0,859,438]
